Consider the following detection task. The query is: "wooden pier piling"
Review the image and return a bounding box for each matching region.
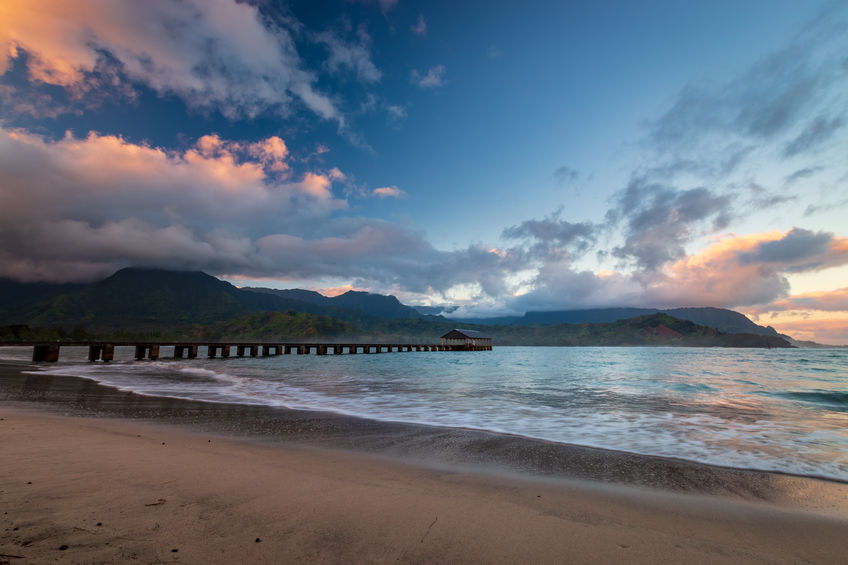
[88,344,114,362]
[134,344,159,360]
[32,344,60,363]
[174,345,199,359]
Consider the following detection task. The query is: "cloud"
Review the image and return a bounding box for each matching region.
[251,224,522,298]
[502,211,595,259]
[783,116,845,157]
[650,38,838,152]
[372,186,405,198]
[484,226,848,320]
[411,65,446,88]
[314,25,381,83]
[505,227,848,316]
[742,286,848,343]
[0,82,79,119]
[743,307,848,344]
[0,125,531,299]
[598,8,848,284]
[761,317,848,344]
[738,228,835,270]
[553,165,579,185]
[645,5,848,176]
[411,15,427,36]
[386,104,407,124]
[804,197,848,217]
[744,182,796,209]
[641,229,848,308]
[0,0,340,122]
[328,168,346,182]
[0,126,352,280]
[378,0,398,14]
[784,166,822,184]
[755,287,848,313]
[506,265,642,314]
[608,177,733,271]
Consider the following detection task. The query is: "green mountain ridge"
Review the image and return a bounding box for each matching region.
[451,307,788,339]
[244,287,428,320]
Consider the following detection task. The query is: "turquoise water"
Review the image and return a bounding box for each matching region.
[4,346,848,480]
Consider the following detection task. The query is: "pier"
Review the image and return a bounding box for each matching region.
[27,340,491,362]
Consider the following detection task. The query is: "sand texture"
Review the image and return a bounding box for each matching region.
[2,408,847,564]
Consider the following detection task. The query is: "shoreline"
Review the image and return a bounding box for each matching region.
[2,361,848,563]
[2,361,847,502]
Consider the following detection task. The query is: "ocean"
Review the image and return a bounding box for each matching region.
[3,345,847,481]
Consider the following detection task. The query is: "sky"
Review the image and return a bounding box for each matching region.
[1,0,848,343]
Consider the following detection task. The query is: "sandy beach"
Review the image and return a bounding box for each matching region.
[2,363,848,564]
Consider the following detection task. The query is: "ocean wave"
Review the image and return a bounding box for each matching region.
[13,346,848,481]
[772,390,848,411]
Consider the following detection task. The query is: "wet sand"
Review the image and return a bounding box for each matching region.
[2,361,847,563]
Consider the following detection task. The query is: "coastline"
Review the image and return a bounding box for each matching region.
[2,361,848,563]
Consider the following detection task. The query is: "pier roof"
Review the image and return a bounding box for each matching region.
[441,329,491,340]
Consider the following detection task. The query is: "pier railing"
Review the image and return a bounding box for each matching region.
[21,341,492,362]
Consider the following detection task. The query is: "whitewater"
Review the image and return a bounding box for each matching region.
[3,345,846,481]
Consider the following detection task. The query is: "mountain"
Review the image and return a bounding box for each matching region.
[0,268,434,333]
[199,311,353,341]
[459,306,786,339]
[524,308,659,325]
[0,278,82,312]
[487,313,792,347]
[247,288,329,305]
[0,268,311,330]
[664,307,785,338]
[244,287,425,319]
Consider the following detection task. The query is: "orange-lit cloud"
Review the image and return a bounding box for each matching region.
[372,186,405,198]
[294,172,344,201]
[0,127,330,209]
[740,287,848,344]
[0,124,516,296]
[639,231,848,343]
[643,229,848,308]
[745,311,848,345]
[0,126,349,281]
[753,287,848,313]
[318,284,363,297]
[0,0,338,120]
